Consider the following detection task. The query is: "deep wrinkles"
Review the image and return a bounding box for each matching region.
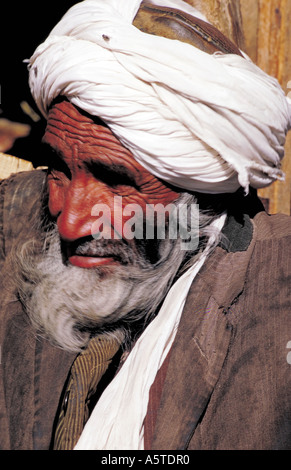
[45,119,142,178]
[48,103,125,148]
[47,119,133,157]
[44,100,180,204]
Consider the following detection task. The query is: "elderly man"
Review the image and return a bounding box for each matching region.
[1,0,291,451]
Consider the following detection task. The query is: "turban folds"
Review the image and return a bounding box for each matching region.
[28,0,291,193]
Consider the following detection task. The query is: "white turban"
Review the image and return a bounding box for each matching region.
[28,0,291,193]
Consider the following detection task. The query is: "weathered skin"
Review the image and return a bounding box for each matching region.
[43,100,180,268]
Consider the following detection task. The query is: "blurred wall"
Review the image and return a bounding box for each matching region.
[241,0,291,215]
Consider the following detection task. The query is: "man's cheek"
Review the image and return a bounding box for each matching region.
[122,203,144,240]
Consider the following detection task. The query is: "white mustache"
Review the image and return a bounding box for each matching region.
[64,238,133,265]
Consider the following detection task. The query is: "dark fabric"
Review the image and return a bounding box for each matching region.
[143,349,172,450]
[0,171,291,450]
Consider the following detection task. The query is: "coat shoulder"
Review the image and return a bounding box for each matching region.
[254,210,291,241]
[0,170,47,267]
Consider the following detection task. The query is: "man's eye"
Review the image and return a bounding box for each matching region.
[47,169,68,186]
[41,143,71,179]
[48,158,71,180]
[109,173,136,188]
[88,163,139,190]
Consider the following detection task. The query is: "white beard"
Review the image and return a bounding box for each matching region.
[15,192,223,353]
[16,223,188,352]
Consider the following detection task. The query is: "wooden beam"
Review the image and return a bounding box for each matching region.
[241,0,291,215]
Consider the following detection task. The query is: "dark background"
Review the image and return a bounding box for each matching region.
[1,2,77,166]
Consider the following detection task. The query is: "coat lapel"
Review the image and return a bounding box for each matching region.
[151,215,258,449]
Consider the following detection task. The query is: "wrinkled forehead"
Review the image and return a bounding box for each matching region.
[46,96,108,129]
[43,99,137,165]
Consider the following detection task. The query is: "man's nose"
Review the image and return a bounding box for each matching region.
[53,182,101,242]
[57,199,93,243]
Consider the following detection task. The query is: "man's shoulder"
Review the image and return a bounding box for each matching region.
[254,210,291,242]
[0,170,47,258]
[0,168,46,196]
[0,169,47,218]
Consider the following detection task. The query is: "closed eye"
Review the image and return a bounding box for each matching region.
[86,161,140,190]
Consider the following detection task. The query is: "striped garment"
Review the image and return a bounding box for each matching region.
[53,336,120,450]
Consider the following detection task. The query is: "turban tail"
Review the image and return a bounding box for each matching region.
[28,0,291,193]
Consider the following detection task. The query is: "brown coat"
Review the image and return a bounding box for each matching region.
[0,171,291,450]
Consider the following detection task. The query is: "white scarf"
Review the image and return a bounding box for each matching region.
[28,0,291,194]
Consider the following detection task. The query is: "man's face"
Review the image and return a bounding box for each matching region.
[43,100,179,269]
[19,101,198,351]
